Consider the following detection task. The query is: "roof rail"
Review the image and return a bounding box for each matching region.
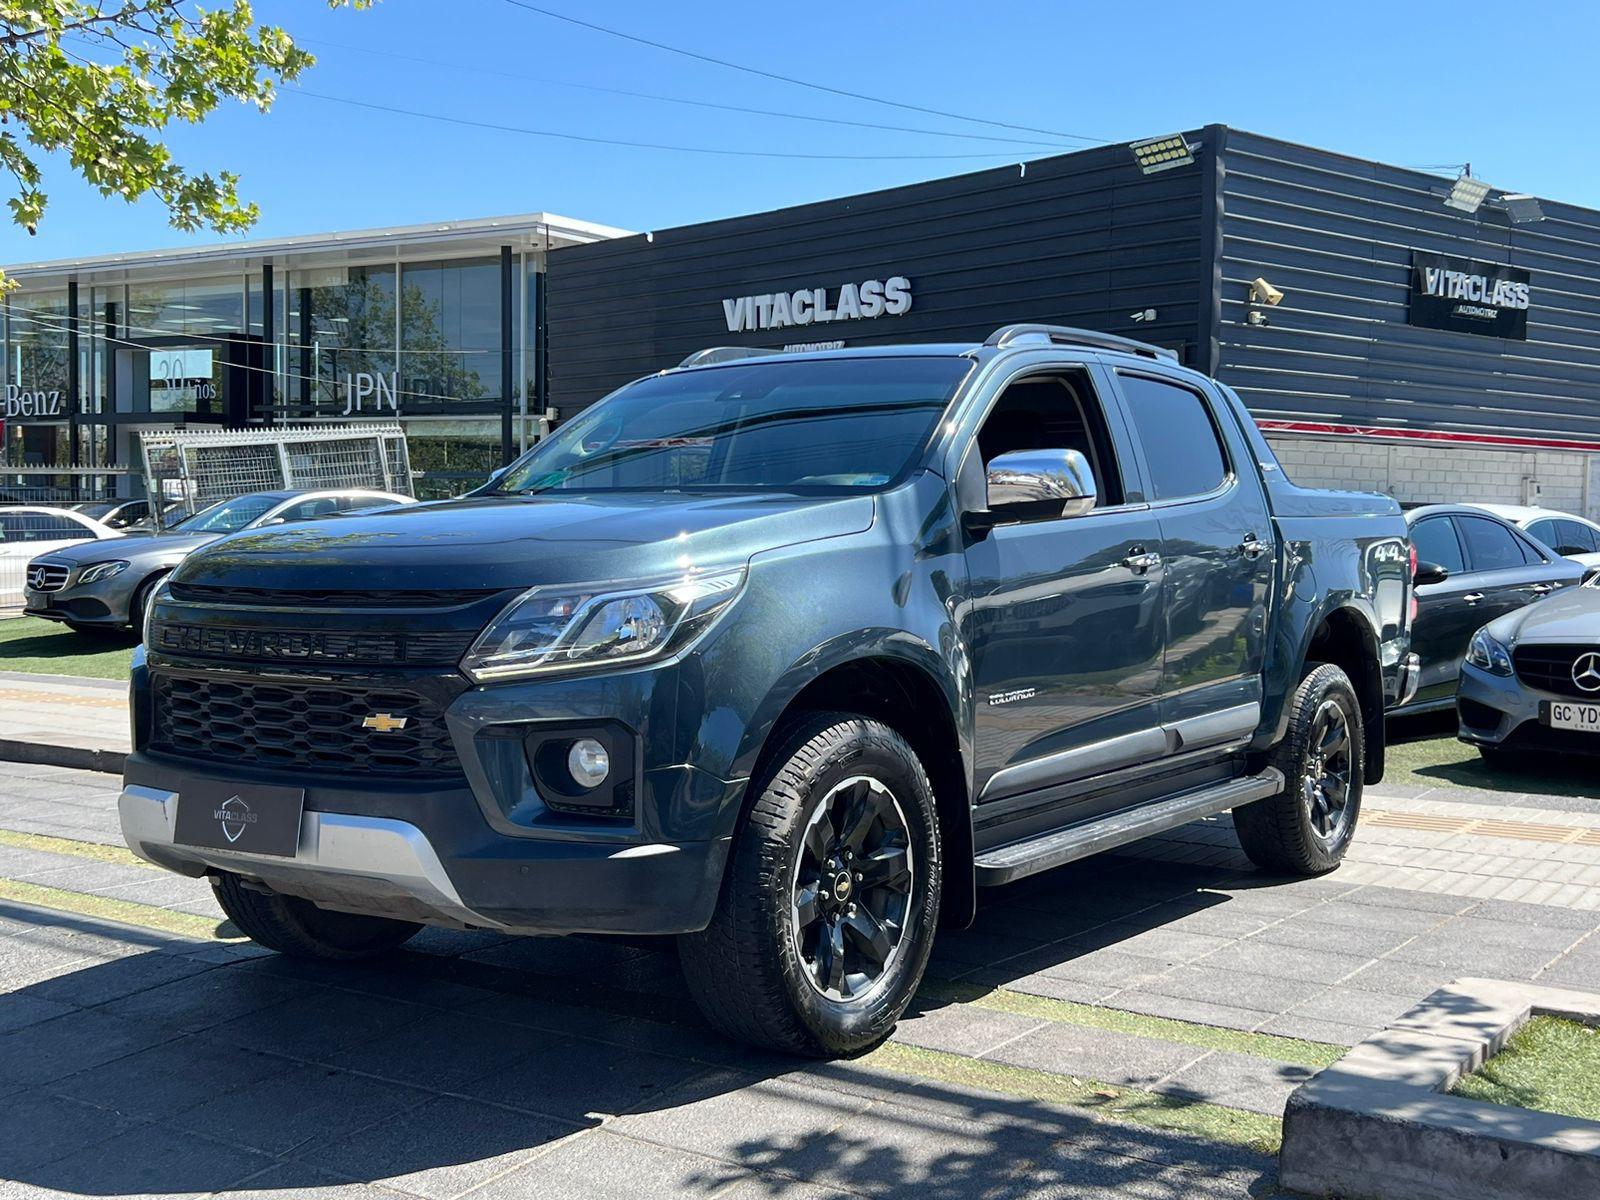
[677,346,777,368]
[984,324,1178,362]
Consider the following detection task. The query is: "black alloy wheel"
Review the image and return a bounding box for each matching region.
[1301,698,1354,845]
[790,775,914,1003]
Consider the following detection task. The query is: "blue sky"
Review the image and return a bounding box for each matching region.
[4,0,1596,262]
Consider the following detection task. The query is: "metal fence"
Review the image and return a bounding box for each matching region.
[140,424,413,525]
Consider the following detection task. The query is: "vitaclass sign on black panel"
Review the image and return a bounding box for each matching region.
[1409,251,1530,339]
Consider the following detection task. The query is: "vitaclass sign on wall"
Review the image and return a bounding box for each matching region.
[722,276,911,333]
[1409,251,1530,340]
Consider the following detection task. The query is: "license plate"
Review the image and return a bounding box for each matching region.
[1546,701,1600,734]
[173,779,305,858]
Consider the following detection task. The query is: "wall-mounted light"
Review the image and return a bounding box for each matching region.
[1130,308,1156,323]
[1496,194,1545,225]
[1129,134,1196,175]
[1444,172,1492,214]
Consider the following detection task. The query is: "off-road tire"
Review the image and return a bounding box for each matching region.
[678,712,941,1057]
[212,872,421,960]
[1234,663,1364,875]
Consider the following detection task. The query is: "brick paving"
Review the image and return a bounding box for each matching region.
[0,757,1597,1197]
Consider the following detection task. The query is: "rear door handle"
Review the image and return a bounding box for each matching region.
[1463,592,1485,605]
[1530,583,1556,594]
[1238,532,1269,560]
[1122,546,1162,574]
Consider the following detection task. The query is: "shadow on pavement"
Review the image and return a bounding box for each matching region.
[0,901,1277,1198]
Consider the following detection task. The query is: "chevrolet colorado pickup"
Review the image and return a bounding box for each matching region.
[120,325,1415,1055]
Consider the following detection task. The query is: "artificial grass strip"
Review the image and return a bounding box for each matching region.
[863,1041,1283,1155]
[0,876,237,942]
[0,826,153,868]
[922,979,1345,1069]
[0,617,136,680]
[1452,1015,1600,1121]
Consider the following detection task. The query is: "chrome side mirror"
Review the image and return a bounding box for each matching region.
[985,449,1098,519]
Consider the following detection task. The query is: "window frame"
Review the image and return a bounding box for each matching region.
[950,361,1147,521]
[1113,367,1236,508]
[1456,513,1545,573]
[1410,515,1467,576]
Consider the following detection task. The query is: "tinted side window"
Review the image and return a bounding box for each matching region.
[1558,519,1598,553]
[975,370,1125,507]
[1119,374,1228,501]
[1526,518,1561,548]
[1459,516,1531,571]
[1411,517,1465,574]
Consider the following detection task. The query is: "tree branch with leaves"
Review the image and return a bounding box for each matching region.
[0,0,367,281]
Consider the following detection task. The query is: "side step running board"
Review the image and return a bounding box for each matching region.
[973,768,1285,887]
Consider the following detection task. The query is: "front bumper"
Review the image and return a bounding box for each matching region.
[24,571,141,626]
[1456,661,1600,757]
[120,757,733,935]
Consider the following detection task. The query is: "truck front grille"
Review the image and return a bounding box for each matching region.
[166,582,505,609]
[149,674,463,780]
[148,620,477,668]
[1512,644,1600,699]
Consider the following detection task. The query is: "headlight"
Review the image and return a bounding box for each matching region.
[1467,628,1513,676]
[77,560,130,586]
[462,568,745,682]
[141,576,171,647]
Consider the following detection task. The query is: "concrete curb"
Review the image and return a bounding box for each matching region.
[1280,977,1600,1200]
[0,737,126,775]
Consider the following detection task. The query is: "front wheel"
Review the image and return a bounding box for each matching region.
[1233,663,1364,875]
[678,712,941,1057]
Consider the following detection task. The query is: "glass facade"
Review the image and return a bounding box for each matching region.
[1,246,545,497]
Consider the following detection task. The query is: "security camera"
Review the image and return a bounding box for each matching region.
[1249,278,1284,307]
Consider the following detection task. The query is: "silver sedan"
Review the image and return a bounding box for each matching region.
[24,488,413,634]
[1457,575,1600,766]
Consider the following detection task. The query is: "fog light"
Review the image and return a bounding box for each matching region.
[567,738,610,789]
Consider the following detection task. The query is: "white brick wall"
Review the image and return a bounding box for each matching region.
[1264,435,1596,519]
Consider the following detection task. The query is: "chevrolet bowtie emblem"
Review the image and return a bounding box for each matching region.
[361,713,409,733]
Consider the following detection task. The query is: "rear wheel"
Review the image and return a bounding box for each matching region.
[678,712,940,1056]
[1234,663,1364,875]
[211,872,421,960]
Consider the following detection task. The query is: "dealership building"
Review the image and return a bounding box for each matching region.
[7,125,1600,513]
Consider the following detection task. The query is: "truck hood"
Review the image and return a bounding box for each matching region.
[174,492,876,592]
[1490,584,1600,644]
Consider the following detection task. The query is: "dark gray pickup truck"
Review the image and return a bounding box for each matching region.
[120,325,1415,1055]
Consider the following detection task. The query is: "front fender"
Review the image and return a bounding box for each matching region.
[731,628,965,785]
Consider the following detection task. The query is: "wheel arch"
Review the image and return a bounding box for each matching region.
[741,649,976,930]
[1303,605,1385,784]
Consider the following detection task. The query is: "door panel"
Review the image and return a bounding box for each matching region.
[1112,371,1274,725]
[1409,515,1478,704]
[964,508,1167,801]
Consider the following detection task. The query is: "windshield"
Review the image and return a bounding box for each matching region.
[494,356,972,496]
[171,494,281,534]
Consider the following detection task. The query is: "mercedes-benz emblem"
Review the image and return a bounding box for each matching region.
[1572,652,1600,694]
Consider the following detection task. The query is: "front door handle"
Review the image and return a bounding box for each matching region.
[1530,583,1556,595]
[1463,592,1485,605]
[1239,532,1269,560]
[1122,546,1162,574]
